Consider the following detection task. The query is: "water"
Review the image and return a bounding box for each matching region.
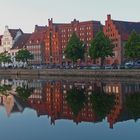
[0,77,140,140]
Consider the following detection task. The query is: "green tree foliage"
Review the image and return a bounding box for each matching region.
[0,85,12,95]
[125,93,140,120]
[90,91,115,120]
[89,31,114,66]
[0,53,11,67]
[66,87,87,117]
[124,31,140,60]
[15,49,33,63]
[16,85,34,101]
[65,32,85,63]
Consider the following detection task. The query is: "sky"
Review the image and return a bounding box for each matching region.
[0,0,139,33]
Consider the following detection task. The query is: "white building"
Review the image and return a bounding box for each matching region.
[0,26,23,53]
[9,33,31,67]
[0,26,31,68]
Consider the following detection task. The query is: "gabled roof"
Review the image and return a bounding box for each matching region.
[53,20,101,27]
[26,31,46,46]
[112,20,140,40]
[8,29,23,39]
[34,25,47,32]
[12,33,31,49]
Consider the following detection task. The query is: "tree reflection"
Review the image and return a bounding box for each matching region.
[90,91,115,120]
[16,86,34,101]
[66,87,87,117]
[125,93,140,120]
[0,85,12,95]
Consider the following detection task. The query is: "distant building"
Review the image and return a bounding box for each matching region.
[0,26,23,53]
[0,26,32,67]
[45,18,102,65]
[103,15,140,65]
[1,15,140,66]
[26,25,47,65]
[9,33,31,67]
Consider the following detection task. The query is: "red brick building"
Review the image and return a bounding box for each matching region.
[28,80,103,125]
[45,18,102,65]
[103,15,140,65]
[26,25,47,65]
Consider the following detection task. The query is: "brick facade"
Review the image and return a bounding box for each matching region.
[45,18,102,65]
[1,15,140,66]
[104,15,140,65]
[26,25,47,65]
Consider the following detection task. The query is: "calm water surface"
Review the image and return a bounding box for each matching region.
[0,77,140,140]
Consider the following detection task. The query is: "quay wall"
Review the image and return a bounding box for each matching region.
[0,69,139,78]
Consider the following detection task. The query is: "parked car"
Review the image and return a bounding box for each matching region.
[103,64,113,69]
[118,64,125,69]
[124,61,134,69]
[133,60,140,69]
[124,60,140,69]
[82,65,101,70]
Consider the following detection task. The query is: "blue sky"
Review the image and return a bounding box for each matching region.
[0,0,139,33]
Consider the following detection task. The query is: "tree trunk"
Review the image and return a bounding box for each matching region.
[72,60,76,68]
[101,57,105,67]
[93,59,96,64]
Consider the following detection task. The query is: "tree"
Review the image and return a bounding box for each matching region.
[0,85,12,95]
[66,87,87,117]
[16,85,34,101]
[89,31,114,66]
[124,31,140,60]
[65,32,85,65]
[125,93,140,121]
[15,49,33,64]
[90,91,115,120]
[0,53,11,68]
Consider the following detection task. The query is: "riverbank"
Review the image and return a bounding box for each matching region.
[0,69,140,78]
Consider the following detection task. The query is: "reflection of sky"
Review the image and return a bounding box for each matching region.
[0,0,140,33]
[0,107,139,140]
[0,79,140,140]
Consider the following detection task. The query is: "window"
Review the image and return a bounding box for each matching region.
[113,86,115,93]
[116,86,119,93]
[108,86,111,93]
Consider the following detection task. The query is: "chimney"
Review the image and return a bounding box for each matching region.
[34,25,38,32]
[107,14,111,20]
[48,18,53,27]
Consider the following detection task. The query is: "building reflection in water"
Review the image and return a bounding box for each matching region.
[0,78,140,129]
